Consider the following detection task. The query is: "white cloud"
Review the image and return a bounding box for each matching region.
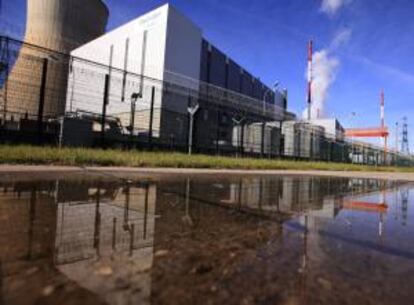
[320,0,350,16]
[330,28,352,50]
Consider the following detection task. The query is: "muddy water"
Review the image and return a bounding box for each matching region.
[0,172,413,305]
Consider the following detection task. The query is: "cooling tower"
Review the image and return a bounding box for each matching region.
[2,0,108,120]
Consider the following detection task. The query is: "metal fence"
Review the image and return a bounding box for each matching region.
[0,35,412,166]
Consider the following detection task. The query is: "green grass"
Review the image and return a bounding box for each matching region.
[0,144,413,172]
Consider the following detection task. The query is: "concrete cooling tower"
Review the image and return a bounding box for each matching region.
[1,0,108,120]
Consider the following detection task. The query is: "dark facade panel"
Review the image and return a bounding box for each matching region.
[200,40,277,103]
[227,59,241,93]
[252,79,263,100]
[199,40,209,83]
[241,71,253,97]
[209,46,226,88]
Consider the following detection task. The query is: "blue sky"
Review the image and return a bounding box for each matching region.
[1,0,413,149]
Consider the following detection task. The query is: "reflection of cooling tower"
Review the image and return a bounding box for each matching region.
[3,0,108,119]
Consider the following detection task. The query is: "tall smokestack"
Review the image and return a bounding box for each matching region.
[307,40,313,120]
[380,89,385,128]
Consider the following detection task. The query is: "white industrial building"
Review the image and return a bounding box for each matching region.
[66,4,288,146]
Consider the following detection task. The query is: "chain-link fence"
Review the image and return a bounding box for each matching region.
[0,35,412,166]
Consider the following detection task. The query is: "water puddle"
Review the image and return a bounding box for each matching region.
[0,173,413,304]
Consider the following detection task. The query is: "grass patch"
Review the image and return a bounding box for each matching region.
[0,144,413,172]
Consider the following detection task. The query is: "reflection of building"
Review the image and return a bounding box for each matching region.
[0,175,407,305]
[0,180,156,305]
[0,182,57,265]
[55,183,156,305]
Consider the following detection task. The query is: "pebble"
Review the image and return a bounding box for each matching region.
[96,266,113,276]
[317,277,333,290]
[155,250,169,257]
[42,285,55,296]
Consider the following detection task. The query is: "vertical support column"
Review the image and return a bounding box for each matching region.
[121,38,130,102]
[101,74,110,147]
[129,97,136,145]
[37,58,48,144]
[148,86,155,149]
[139,31,148,96]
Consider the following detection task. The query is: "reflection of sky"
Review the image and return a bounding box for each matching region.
[291,185,414,261]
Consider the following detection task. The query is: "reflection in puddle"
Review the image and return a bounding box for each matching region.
[0,174,413,305]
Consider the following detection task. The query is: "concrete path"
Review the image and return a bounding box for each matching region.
[0,165,413,181]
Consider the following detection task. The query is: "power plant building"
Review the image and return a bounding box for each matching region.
[67,4,288,147]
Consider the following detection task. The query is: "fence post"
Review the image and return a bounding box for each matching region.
[187,98,199,155]
[261,121,266,158]
[101,74,110,147]
[240,122,245,157]
[129,96,136,147]
[148,86,155,149]
[37,58,48,144]
[58,115,64,148]
[215,110,220,155]
[310,132,314,160]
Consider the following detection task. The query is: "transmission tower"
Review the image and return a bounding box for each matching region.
[401,117,410,154]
